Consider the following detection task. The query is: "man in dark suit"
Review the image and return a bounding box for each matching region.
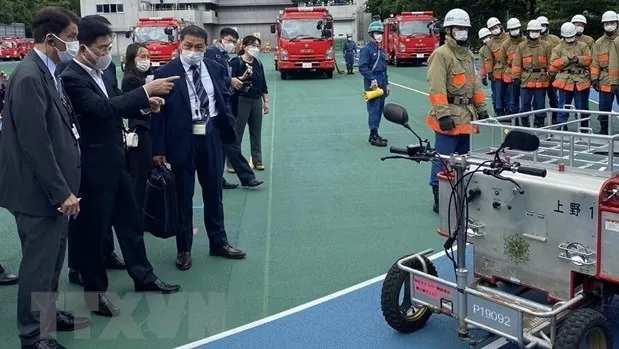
[152,25,246,271]
[61,17,181,317]
[56,14,125,288]
[205,27,263,190]
[0,7,90,349]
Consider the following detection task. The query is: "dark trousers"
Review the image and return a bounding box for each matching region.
[128,126,153,217]
[236,96,263,164]
[172,125,228,253]
[557,89,589,126]
[14,213,67,346]
[429,133,470,187]
[70,169,156,293]
[598,91,615,121]
[68,227,114,271]
[547,86,559,123]
[345,51,355,71]
[520,88,546,124]
[224,141,256,185]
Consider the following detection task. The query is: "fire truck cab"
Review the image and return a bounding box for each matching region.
[0,38,21,61]
[123,17,184,71]
[382,11,440,66]
[270,7,335,80]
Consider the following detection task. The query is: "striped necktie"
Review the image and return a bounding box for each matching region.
[190,64,210,123]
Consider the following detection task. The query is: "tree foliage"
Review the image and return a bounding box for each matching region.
[0,0,80,35]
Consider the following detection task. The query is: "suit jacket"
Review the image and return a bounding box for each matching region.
[58,60,117,86]
[151,57,237,166]
[122,72,150,130]
[204,46,232,97]
[0,50,81,216]
[61,60,150,186]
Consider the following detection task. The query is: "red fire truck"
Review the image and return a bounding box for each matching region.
[123,17,187,70]
[0,38,21,61]
[270,7,335,79]
[382,11,440,66]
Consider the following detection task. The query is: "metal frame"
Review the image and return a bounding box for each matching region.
[469,107,619,178]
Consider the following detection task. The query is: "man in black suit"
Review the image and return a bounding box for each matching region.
[61,17,181,317]
[0,7,90,349]
[205,27,263,190]
[152,25,246,271]
[56,14,125,288]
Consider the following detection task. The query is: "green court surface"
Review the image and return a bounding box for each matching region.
[0,56,479,348]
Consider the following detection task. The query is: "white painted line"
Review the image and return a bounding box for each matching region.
[175,248,451,349]
[480,337,510,349]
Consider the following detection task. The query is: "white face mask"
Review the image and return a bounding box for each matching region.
[565,36,576,43]
[248,47,260,57]
[223,42,235,53]
[136,59,151,72]
[541,26,548,34]
[529,32,540,39]
[575,26,584,34]
[374,34,383,42]
[482,37,491,44]
[509,29,520,37]
[180,49,204,66]
[52,34,79,62]
[452,29,468,42]
[491,28,501,35]
[347,37,352,41]
[605,23,617,33]
[85,46,112,71]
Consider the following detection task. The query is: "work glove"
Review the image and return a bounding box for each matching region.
[439,116,455,131]
[481,76,488,86]
[477,111,489,120]
[568,55,578,63]
[592,79,600,92]
[612,85,619,95]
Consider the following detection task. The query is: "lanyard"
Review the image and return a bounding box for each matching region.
[185,65,202,115]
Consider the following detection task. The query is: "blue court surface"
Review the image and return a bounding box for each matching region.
[173,247,619,349]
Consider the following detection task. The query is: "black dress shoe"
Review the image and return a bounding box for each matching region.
[242,179,264,188]
[22,339,67,349]
[85,294,120,318]
[56,310,90,331]
[223,181,239,189]
[0,270,18,285]
[175,251,192,270]
[135,279,181,294]
[210,244,246,259]
[68,269,83,286]
[105,252,126,270]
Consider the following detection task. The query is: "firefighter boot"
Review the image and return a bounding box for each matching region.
[534,117,545,128]
[599,121,609,135]
[432,185,439,214]
[368,131,387,147]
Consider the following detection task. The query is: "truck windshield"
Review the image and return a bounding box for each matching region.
[280,19,324,40]
[134,27,177,43]
[399,21,433,36]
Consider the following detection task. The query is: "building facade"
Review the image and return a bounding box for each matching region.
[80,0,370,57]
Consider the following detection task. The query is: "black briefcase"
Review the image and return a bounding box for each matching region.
[143,165,179,239]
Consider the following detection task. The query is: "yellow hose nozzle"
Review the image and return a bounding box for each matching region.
[363,88,384,102]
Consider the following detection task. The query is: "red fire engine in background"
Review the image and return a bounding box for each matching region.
[271,7,335,80]
[123,17,189,70]
[382,11,440,66]
[0,37,32,61]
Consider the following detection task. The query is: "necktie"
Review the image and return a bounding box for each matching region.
[54,71,79,132]
[190,64,211,123]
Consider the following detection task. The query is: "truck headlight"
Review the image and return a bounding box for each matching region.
[279,48,288,61]
[325,47,334,60]
[399,43,406,52]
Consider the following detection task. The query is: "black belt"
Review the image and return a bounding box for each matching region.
[562,69,585,74]
[448,96,473,105]
[524,68,545,73]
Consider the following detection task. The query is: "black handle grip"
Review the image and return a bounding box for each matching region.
[517,166,547,177]
[389,146,408,155]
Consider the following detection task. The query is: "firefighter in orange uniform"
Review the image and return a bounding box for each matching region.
[478,28,494,109]
[538,15,561,123]
[591,11,619,134]
[486,17,509,116]
[426,8,488,213]
[498,18,526,117]
[550,22,592,129]
[512,20,554,127]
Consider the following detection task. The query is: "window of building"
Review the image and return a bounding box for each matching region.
[96,3,124,13]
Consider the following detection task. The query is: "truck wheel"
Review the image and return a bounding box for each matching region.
[280,71,288,80]
[555,308,612,349]
[394,56,400,67]
[381,255,437,333]
[274,62,278,71]
[326,71,333,79]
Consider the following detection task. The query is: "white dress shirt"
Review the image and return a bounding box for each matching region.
[72,58,108,97]
[34,48,59,91]
[181,58,218,120]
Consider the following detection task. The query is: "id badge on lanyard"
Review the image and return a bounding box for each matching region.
[71,123,80,140]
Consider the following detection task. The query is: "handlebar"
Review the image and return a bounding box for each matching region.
[389,146,409,155]
[516,166,547,178]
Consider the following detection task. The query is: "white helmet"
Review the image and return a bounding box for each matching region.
[561,22,577,37]
[527,20,543,31]
[506,18,521,30]
[487,17,501,28]
[537,16,549,25]
[602,11,619,23]
[443,8,471,28]
[478,27,492,39]
[571,14,587,24]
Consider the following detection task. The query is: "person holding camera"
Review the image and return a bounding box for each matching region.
[229,35,269,171]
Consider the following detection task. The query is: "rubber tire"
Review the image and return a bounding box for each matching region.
[280,71,288,80]
[326,71,333,79]
[381,255,437,333]
[555,308,613,349]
